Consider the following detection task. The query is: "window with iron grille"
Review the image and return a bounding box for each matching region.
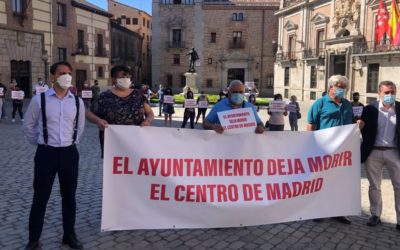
[367,64,379,93]
[310,91,316,100]
[284,67,289,86]
[316,29,325,55]
[284,89,289,99]
[98,66,104,78]
[206,79,213,88]
[58,48,67,62]
[132,18,138,25]
[310,66,317,88]
[211,32,216,43]
[173,54,180,65]
[12,0,25,14]
[57,3,67,26]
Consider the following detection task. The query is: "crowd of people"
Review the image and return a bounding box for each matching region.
[0,60,397,249]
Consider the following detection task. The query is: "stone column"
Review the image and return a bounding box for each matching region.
[184,72,198,94]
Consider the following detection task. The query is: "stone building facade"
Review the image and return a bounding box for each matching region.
[0,0,113,97]
[110,20,143,83]
[274,0,400,103]
[152,0,279,95]
[108,0,152,84]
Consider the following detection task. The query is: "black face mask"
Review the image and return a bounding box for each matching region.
[353,98,359,102]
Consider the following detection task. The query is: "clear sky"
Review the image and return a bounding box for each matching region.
[86,0,152,15]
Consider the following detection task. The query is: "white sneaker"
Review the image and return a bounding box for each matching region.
[12,119,15,123]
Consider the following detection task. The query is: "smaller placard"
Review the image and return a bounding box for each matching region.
[184,99,197,108]
[35,86,48,95]
[163,95,174,104]
[269,101,286,113]
[11,90,24,100]
[198,101,208,108]
[245,81,255,89]
[81,90,93,99]
[217,107,257,134]
[0,87,4,97]
[352,106,363,117]
[288,104,297,113]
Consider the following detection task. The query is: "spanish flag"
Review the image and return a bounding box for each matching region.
[388,0,400,44]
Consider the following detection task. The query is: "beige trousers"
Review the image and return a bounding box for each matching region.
[366,148,400,224]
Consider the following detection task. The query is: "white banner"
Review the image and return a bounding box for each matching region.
[11,91,24,100]
[81,90,93,99]
[0,87,4,97]
[184,99,197,108]
[217,108,257,134]
[102,124,361,231]
[269,101,286,112]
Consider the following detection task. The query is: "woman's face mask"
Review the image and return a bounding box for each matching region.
[116,78,131,89]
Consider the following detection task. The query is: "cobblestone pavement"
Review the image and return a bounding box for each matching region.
[0,100,399,250]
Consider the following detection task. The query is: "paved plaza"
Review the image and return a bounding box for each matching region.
[0,100,399,250]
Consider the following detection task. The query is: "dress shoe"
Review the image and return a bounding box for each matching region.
[396,224,400,231]
[25,240,39,250]
[313,218,324,222]
[62,234,83,249]
[366,215,381,227]
[333,216,351,224]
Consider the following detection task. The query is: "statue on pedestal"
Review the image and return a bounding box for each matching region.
[187,47,199,72]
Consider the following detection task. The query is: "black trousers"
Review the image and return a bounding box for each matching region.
[196,108,207,122]
[29,144,79,241]
[181,110,195,129]
[12,102,23,119]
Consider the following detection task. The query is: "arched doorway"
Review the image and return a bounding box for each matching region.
[227,68,245,86]
[11,60,31,98]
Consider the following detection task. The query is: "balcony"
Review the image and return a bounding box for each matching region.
[95,47,107,57]
[73,44,89,56]
[278,51,297,61]
[303,48,325,59]
[353,41,400,54]
[229,40,245,49]
[167,41,186,48]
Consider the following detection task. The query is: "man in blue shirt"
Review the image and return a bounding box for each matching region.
[307,75,354,131]
[306,74,354,225]
[203,80,264,134]
[23,62,85,250]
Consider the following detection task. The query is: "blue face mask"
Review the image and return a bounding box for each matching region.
[335,88,345,98]
[383,94,396,105]
[230,93,244,105]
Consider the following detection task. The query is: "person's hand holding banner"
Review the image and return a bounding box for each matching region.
[217,108,257,134]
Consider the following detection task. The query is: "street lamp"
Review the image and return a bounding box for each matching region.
[41,51,49,85]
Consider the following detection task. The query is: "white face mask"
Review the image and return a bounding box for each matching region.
[116,78,131,89]
[57,74,72,90]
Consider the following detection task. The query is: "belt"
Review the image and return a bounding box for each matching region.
[373,146,397,150]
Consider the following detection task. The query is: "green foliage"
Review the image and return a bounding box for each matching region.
[151,94,271,106]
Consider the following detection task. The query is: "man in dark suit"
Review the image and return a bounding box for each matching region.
[359,80,400,230]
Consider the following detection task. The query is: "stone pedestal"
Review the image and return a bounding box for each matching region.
[183,72,198,94]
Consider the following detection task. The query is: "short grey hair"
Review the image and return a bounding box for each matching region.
[228,79,244,90]
[328,75,349,88]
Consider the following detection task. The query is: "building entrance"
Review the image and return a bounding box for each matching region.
[227,68,244,86]
[333,55,346,76]
[11,60,31,98]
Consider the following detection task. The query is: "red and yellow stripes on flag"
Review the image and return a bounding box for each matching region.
[388,0,400,44]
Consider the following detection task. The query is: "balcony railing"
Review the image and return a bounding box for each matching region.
[229,40,245,49]
[74,44,89,55]
[353,41,400,54]
[303,48,325,59]
[167,41,186,48]
[278,51,297,61]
